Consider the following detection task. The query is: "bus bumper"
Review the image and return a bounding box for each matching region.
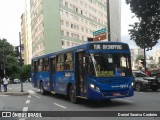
[87,88,134,101]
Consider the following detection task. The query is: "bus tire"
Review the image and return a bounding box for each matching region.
[40,82,46,95]
[69,85,77,104]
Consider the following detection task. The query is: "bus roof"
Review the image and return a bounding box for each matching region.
[32,41,129,61]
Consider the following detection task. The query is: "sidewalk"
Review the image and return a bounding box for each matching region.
[0,86,29,96]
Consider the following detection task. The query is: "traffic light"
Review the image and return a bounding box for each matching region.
[140,59,145,67]
[14,46,20,57]
[18,58,24,66]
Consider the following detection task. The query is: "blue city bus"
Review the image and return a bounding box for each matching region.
[31,41,134,103]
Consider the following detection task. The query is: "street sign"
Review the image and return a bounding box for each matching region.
[93,28,107,36]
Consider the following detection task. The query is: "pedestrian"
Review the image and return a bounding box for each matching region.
[146,68,150,76]
[3,75,9,92]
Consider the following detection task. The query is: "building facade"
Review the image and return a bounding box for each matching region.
[130,48,144,69]
[29,0,121,57]
[24,0,32,64]
[153,50,160,65]
[21,14,27,64]
[109,0,121,41]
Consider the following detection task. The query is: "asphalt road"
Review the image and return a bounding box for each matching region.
[0,83,160,120]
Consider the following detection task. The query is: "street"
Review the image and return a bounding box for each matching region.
[0,83,160,120]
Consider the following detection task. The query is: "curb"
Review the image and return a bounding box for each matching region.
[0,91,29,96]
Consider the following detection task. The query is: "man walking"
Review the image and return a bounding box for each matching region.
[3,75,9,92]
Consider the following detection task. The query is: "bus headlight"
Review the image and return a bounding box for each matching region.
[89,84,95,89]
[89,84,100,92]
[131,82,134,87]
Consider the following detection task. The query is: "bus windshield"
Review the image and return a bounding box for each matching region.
[88,53,132,77]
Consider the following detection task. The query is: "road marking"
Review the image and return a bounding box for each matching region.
[22,107,28,112]
[28,95,31,98]
[32,94,40,98]
[27,90,36,94]
[0,95,9,96]
[54,103,67,109]
[19,118,25,120]
[116,98,133,103]
[26,100,30,104]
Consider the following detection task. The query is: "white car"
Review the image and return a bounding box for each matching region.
[13,79,21,84]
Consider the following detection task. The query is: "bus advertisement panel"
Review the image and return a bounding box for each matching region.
[31,42,134,103]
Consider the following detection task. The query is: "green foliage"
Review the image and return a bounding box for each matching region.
[0,38,20,79]
[126,0,160,50]
[136,55,144,62]
[22,65,31,82]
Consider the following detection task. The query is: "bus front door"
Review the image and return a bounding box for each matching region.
[33,61,37,87]
[76,52,87,97]
[49,57,56,91]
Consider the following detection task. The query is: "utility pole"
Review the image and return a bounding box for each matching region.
[19,32,24,92]
[107,0,111,41]
[2,40,6,76]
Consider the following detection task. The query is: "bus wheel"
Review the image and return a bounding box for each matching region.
[135,83,142,92]
[69,85,77,104]
[40,82,46,95]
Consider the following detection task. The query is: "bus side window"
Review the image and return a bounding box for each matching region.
[44,57,49,71]
[38,59,43,72]
[64,53,73,71]
[56,54,64,71]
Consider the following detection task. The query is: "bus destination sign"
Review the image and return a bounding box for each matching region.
[89,43,129,50]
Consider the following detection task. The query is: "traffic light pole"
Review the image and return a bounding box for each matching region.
[19,32,24,92]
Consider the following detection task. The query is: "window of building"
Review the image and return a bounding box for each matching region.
[66,32,69,37]
[66,22,69,27]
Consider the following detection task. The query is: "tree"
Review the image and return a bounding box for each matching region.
[22,65,31,82]
[126,0,160,72]
[136,55,144,63]
[0,38,20,79]
[126,0,160,50]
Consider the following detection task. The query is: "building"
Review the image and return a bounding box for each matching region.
[29,0,121,57]
[20,0,32,65]
[109,0,121,41]
[24,0,32,64]
[130,48,144,69]
[21,14,27,64]
[153,50,160,65]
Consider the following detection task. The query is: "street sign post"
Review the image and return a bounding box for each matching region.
[93,28,107,41]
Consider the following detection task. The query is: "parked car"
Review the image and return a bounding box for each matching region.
[13,79,21,84]
[132,71,160,91]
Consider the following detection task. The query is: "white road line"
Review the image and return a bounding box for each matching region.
[28,95,31,98]
[27,90,36,94]
[54,103,67,109]
[0,95,9,96]
[19,118,25,120]
[116,98,133,103]
[32,94,40,98]
[22,107,28,112]
[26,100,30,104]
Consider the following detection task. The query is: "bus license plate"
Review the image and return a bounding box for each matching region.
[113,93,121,96]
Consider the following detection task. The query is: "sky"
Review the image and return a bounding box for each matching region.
[0,0,159,53]
[0,0,25,46]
